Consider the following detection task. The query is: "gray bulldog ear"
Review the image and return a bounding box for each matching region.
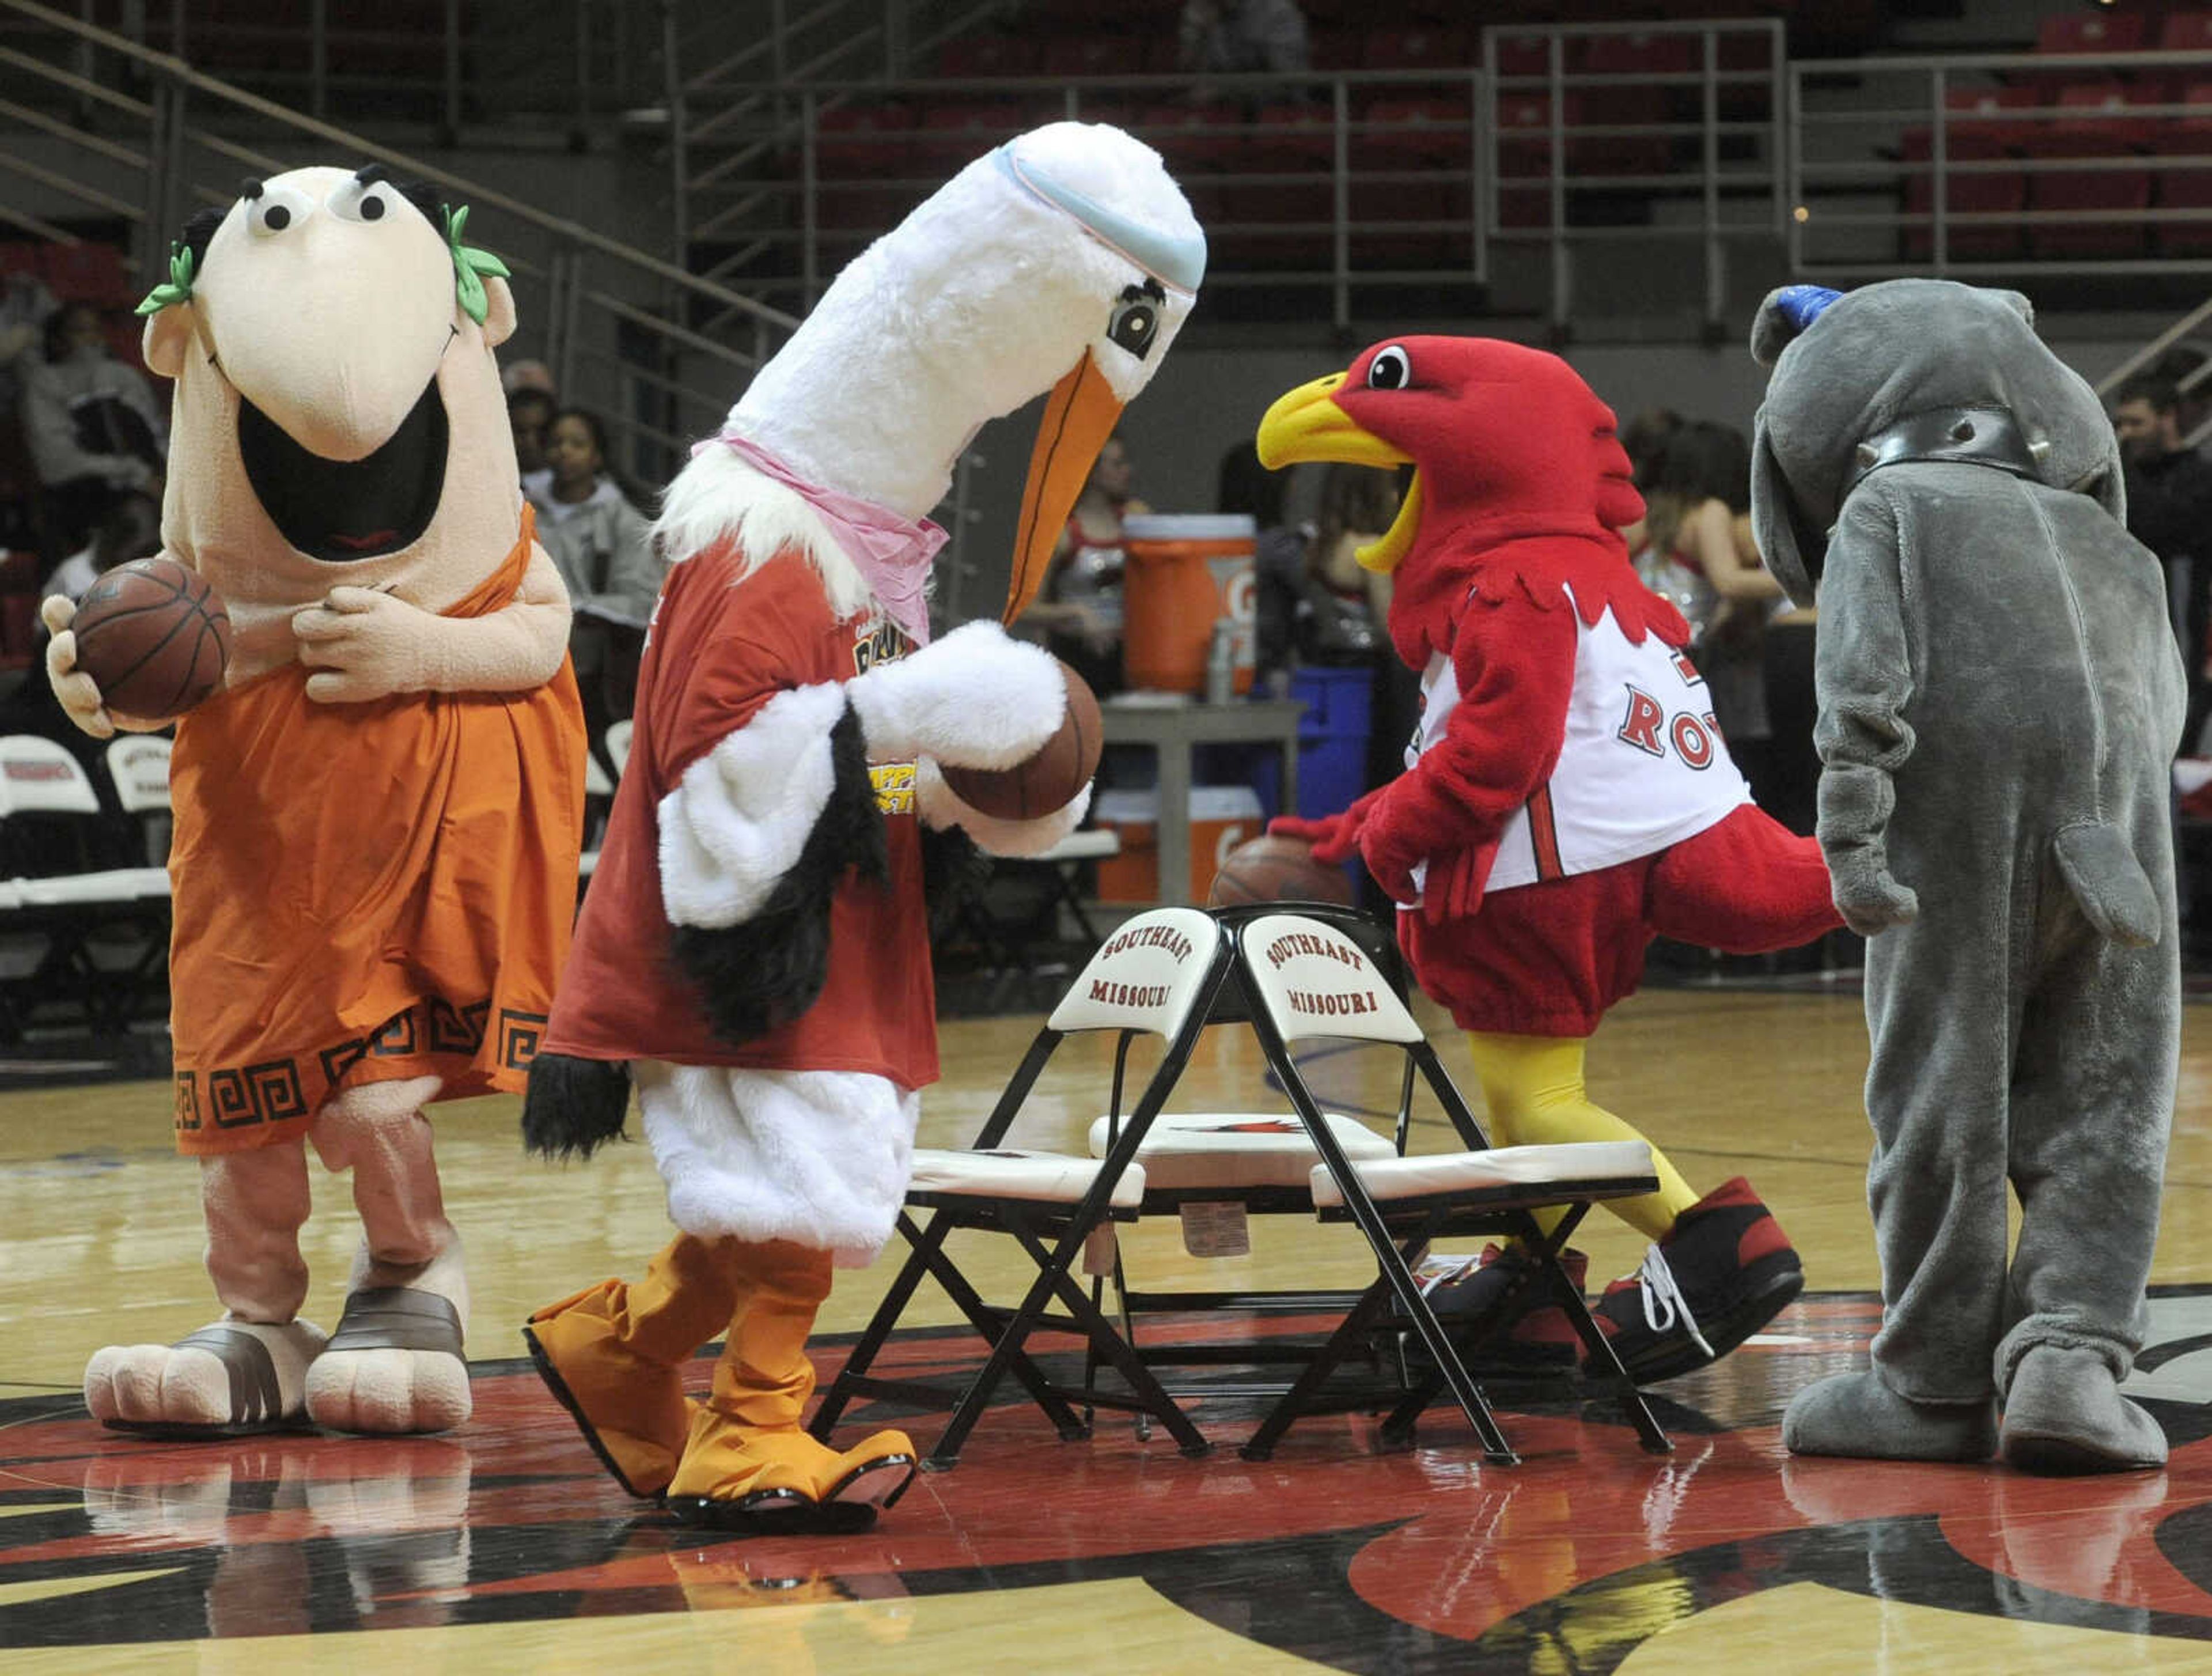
[1750,283,1842,368]
[1749,411,1820,607]
[1997,288,2036,327]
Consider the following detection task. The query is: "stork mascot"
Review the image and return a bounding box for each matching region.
[520,123,1203,1528]
[46,167,586,1437]
[1257,339,1841,1383]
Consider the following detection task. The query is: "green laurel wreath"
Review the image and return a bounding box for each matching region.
[134,241,195,316]
[442,204,509,327]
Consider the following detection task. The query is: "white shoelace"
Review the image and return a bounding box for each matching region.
[1633,1244,1715,1360]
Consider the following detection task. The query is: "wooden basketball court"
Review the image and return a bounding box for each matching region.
[5,979,2212,1671]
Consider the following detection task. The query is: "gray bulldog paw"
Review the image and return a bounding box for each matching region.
[2000,1344,2167,1476]
[1782,1369,1996,1462]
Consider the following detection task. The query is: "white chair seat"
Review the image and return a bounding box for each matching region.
[1309,1140,1654,1209]
[578,849,599,878]
[909,1146,1146,1209]
[1087,1110,1395,1191]
[14,868,170,906]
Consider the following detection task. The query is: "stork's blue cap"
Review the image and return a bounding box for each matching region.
[992,143,1207,295]
[1774,284,1843,335]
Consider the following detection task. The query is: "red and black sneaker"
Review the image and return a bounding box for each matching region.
[1587,1178,1804,1384]
[1417,1242,1589,1372]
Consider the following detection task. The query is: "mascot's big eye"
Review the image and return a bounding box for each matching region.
[243,179,316,239]
[330,176,399,225]
[1107,279,1166,361]
[1366,345,1412,391]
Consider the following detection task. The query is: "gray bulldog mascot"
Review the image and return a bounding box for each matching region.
[1749,279,2184,1474]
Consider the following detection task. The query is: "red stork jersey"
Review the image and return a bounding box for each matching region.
[1408,581,1751,899]
[542,542,937,1089]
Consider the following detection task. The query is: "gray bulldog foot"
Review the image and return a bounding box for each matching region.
[2000,1344,2167,1476]
[1782,1370,1996,1462]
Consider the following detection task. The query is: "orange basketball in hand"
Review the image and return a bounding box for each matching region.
[941,661,1102,821]
[69,557,231,720]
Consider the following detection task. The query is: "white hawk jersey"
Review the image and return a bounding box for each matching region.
[1407,582,1752,902]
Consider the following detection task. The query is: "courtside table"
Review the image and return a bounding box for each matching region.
[1097,695,1305,905]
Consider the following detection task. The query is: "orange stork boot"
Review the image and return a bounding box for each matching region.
[665,1239,915,1531]
[521,1232,737,1499]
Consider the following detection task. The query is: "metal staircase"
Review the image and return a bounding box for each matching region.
[0,0,797,478]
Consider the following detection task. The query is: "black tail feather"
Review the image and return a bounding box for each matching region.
[521,1052,634,1161]
[672,703,888,1049]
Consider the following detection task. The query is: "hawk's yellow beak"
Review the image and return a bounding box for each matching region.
[1255,373,1422,575]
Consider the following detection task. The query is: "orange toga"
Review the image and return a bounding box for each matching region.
[167,511,586,1155]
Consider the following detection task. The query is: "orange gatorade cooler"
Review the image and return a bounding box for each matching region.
[1122,514,1257,696]
[1093,786,1266,903]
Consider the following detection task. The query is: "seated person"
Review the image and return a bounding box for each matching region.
[523,406,665,758]
[42,490,161,606]
[1018,432,1146,697]
[509,384,557,482]
[18,302,165,558]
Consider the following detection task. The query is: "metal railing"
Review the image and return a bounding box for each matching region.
[663,0,1005,301]
[671,17,1787,332]
[1486,19,1788,331]
[1789,47,2212,278]
[0,0,797,482]
[33,0,647,138]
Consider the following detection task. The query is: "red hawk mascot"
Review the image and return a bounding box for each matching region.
[1261,338,1840,1382]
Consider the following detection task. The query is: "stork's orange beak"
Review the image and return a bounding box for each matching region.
[1002,353,1125,625]
[1255,372,1423,576]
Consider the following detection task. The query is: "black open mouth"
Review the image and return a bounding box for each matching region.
[237,379,448,563]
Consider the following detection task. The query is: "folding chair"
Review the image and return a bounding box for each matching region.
[811,906,1238,1471]
[946,827,1122,1008]
[104,735,173,866]
[1081,901,1410,1406]
[0,735,169,1033]
[1230,911,1672,1464]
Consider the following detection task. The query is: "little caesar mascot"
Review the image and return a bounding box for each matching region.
[518,122,1203,1529]
[47,167,586,1437]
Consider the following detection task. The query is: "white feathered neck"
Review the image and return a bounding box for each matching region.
[654,446,878,622]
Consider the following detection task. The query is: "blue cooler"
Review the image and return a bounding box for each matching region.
[1251,665,1374,823]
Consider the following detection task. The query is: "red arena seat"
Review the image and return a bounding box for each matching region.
[934,35,1037,80]
[40,243,132,309]
[2036,10,2149,56]
[2024,125,2153,260]
[1899,127,2025,261]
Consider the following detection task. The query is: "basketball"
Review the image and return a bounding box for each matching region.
[1207,833,1356,907]
[941,660,1101,821]
[68,557,232,721]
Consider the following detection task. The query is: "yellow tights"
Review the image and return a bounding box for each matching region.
[1463,1031,1700,1243]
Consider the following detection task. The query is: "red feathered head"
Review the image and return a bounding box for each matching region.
[1255,336,1643,573]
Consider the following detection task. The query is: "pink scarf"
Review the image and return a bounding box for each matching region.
[695,429,945,646]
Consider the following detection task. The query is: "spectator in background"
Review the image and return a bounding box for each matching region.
[524,407,665,756]
[18,301,165,558]
[41,489,160,606]
[1300,462,1394,666]
[2113,372,2212,751]
[2150,345,2211,440]
[1615,405,1681,557]
[503,357,556,399]
[509,385,558,481]
[1018,432,1147,697]
[0,266,56,422]
[1179,0,1310,103]
[1642,421,1786,806]
[1297,464,1422,911]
